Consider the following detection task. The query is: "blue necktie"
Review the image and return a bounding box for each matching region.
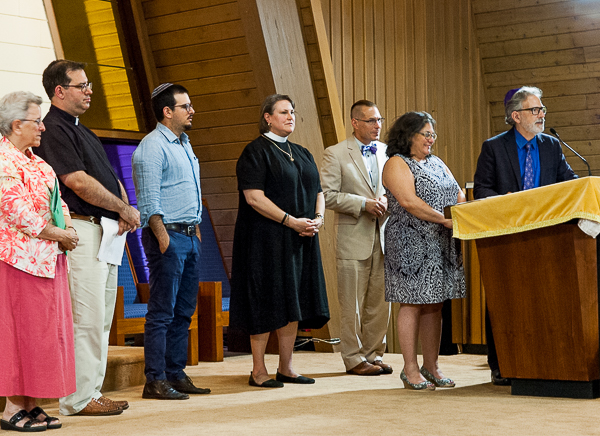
[361,144,377,156]
[523,143,534,190]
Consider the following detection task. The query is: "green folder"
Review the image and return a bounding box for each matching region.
[50,178,66,230]
[50,178,68,254]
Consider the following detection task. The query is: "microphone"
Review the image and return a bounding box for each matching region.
[549,128,591,176]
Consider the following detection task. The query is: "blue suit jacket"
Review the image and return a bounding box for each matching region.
[473,127,577,199]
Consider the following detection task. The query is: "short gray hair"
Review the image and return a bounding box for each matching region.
[505,86,543,126]
[0,91,43,136]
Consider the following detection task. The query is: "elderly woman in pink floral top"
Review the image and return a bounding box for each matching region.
[0,91,79,432]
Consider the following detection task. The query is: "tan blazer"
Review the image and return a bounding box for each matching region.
[321,137,388,261]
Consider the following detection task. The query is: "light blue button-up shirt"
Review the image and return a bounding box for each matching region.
[132,122,202,228]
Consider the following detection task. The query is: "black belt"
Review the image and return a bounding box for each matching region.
[164,223,196,236]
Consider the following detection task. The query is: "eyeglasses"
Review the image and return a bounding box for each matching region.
[20,119,43,126]
[62,82,92,92]
[355,117,385,125]
[515,106,546,116]
[417,131,437,140]
[173,103,194,112]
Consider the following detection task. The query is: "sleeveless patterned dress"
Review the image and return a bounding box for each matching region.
[384,154,466,304]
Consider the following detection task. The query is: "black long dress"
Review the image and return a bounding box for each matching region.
[229,135,330,335]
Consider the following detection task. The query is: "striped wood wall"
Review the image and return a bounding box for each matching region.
[473,0,600,177]
[140,0,265,272]
[318,0,490,188]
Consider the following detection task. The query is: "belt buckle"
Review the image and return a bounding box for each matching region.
[186,225,195,236]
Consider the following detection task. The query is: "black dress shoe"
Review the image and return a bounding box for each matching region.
[276,371,315,384]
[169,375,211,394]
[491,369,511,386]
[248,372,284,388]
[142,380,189,400]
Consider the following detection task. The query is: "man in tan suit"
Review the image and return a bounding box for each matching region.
[321,100,391,375]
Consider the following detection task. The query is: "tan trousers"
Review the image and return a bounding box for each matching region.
[337,233,390,370]
[59,220,118,415]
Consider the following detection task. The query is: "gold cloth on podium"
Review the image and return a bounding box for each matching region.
[450,177,600,240]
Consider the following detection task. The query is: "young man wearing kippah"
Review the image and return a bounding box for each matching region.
[132,83,210,399]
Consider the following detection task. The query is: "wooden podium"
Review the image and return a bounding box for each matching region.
[450,178,600,398]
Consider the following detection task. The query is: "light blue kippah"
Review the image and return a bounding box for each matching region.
[151,83,174,98]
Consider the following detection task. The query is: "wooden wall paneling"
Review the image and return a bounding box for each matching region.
[363,0,375,101]
[373,0,386,113]
[383,0,396,121]
[148,22,245,52]
[189,124,257,146]
[296,0,345,148]
[144,3,239,35]
[130,0,159,91]
[153,38,248,67]
[141,0,235,18]
[432,0,448,164]
[479,29,600,60]
[156,55,253,83]
[483,48,587,74]
[352,1,365,104]
[193,142,248,163]
[310,0,346,143]
[237,0,276,97]
[475,1,598,29]
[339,1,351,136]
[471,0,568,15]
[477,12,600,45]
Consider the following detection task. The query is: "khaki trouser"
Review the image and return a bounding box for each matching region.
[337,232,390,370]
[59,220,118,415]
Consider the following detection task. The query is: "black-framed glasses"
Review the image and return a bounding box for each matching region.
[20,119,43,126]
[417,131,437,140]
[354,117,385,125]
[515,106,546,116]
[173,103,194,112]
[62,82,92,92]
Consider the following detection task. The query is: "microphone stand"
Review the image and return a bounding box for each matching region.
[549,128,591,176]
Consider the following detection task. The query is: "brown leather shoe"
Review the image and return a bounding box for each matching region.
[75,398,123,416]
[98,396,129,411]
[346,361,384,376]
[372,360,394,374]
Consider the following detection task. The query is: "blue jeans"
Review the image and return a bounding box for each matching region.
[142,228,201,382]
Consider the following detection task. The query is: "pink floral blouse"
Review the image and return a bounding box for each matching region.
[0,136,69,278]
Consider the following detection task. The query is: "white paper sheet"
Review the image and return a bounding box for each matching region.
[578,219,600,238]
[97,217,128,265]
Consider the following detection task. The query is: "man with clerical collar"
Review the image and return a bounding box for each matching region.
[473,86,577,385]
[320,99,392,376]
[132,83,210,400]
[36,59,140,416]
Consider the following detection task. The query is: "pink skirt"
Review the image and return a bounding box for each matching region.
[0,255,76,398]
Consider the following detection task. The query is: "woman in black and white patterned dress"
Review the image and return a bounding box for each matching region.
[382,112,466,390]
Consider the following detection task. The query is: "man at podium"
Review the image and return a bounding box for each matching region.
[473,86,577,385]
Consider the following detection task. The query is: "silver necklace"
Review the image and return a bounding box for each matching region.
[262,134,294,161]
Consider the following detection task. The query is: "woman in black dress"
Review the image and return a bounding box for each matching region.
[230,94,329,388]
